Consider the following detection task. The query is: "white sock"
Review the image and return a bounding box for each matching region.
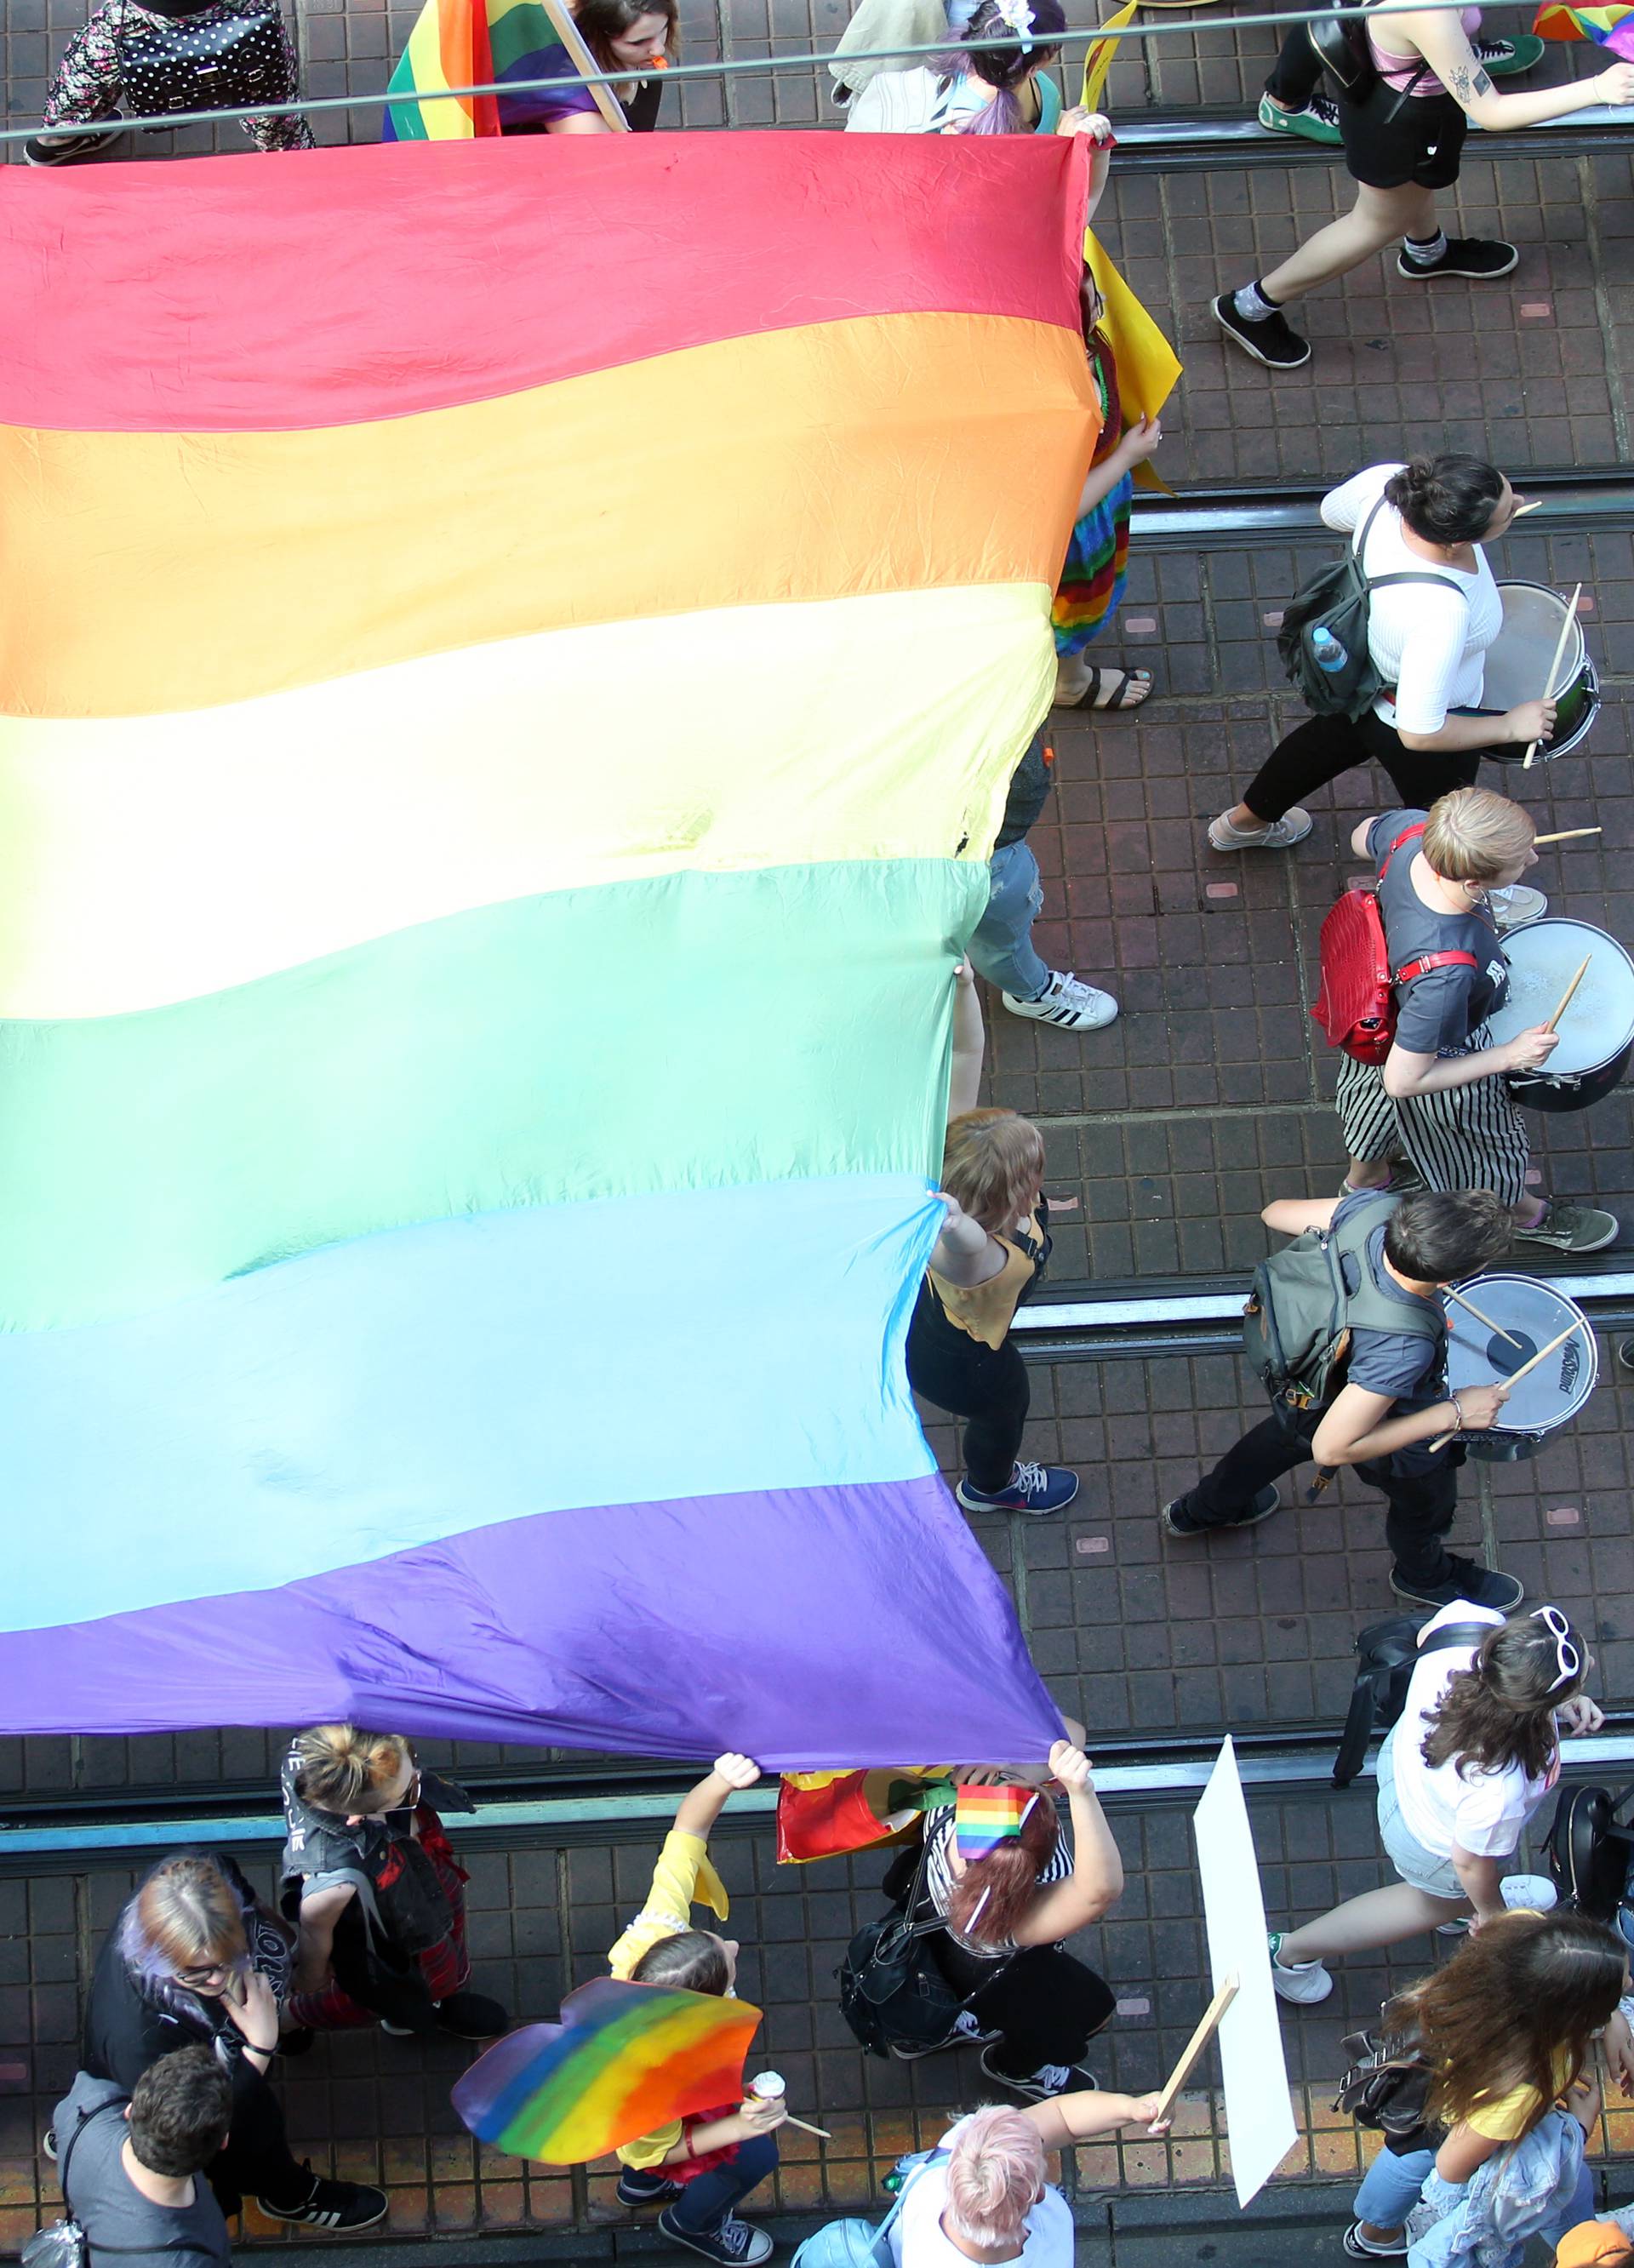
[1403,229,1448,266]
[1233,280,1280,323]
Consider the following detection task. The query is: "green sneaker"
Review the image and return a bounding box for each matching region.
[1513,1201,1620,1255]
[1257,89,1341,145]
[1473,31,1545,71]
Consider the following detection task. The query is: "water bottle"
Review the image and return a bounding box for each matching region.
[1311,625,1348,675]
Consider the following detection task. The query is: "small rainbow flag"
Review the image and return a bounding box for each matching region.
[1532,0,1634,53]
[955,1784,1038,1860]
[384,0,591,138]
[452,1979,763,2163]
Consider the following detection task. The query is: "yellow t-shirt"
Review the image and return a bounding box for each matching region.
[927,1213,1046,1350]
[1464,2046,1574,2141]
[608,1830,730,2170]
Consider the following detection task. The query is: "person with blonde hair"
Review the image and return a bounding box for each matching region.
[279,1725,507,2043]
[906,963,1077,1514]
[1335,786,1619,1253]
[890,2088,1166,2263]
[80,1854,386,2231]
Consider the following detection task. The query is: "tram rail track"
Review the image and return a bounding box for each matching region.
[1112,100,1634,171]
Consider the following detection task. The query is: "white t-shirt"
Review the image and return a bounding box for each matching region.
[890,2122,1074,2267]
[1389,1602,1560,1860]
[1320,463,1504,734]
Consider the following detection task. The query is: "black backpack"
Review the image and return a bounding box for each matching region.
[1244,1191,1444,1435]
[1333,1615,1495,1788]
[1334,2020,1446,2155]
[1276,497,1468,720]
[1544,1781,1634,1921]
[836,1830,1011,2059]
[1305,0,1432,103]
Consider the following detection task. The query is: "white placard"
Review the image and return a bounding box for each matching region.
[1191,1736,1299,2208]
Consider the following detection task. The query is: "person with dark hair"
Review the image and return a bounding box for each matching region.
[1330,1909,1626,2260]
[1331,788,1620,1254]
[1269,1609,1603,2006]
[280,1725,508,2044]
[603,1753,781,2267]
[81,1854,386,2231]
[49,2049,232,2268]
[1163,1186,1525,1609]
[907,963,1080,1515]
[893,1737,1123,2101]
[1208,457,1547,855]
[1254,20,1545,149]
[1214,15,1632,369]
[843,0,1111,139]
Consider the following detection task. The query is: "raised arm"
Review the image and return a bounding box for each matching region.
[1012,1740,1123,1946]
[1404,8,1634,126]
[673,1752,762,1841]
[947,958,985,1123]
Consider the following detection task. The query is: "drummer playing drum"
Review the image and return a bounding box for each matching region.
[1336,787,1621,1255]
[1209,456,1553,859]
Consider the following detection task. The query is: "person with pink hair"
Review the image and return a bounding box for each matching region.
[893,2094,1163,2263]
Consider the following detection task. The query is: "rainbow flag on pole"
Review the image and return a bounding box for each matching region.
[1532,0,1634,53]
[0,135,1094,1763]
[383,0,602,138]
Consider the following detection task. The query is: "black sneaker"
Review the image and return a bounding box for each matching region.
[434,1990,510,2039]
[257,2166,389,2232]
[1391,1557,1523,1613]
[616,2168,683,2208]
[1161,1485,1280,1540]
[1397,237,1518,281]
[23,120,122,165]
[657,2205,774,2265]
[979,2045,1098,2100]
[1212,289,1311,369]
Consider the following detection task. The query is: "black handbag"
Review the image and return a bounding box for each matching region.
[1334,2023,1446,2156]
[112,0,294,121]
[1545,1780,1634,1922]
[837,1829,1009,2060]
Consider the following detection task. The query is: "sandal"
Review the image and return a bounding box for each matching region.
[1055,662,1153,712]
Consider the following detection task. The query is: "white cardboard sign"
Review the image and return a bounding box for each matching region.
[1191,1735,1299,2208]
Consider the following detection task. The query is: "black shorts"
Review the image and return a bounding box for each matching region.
[1338,80,1466,189]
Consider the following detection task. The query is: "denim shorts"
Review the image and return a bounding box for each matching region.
[1376,1727,1465,1900]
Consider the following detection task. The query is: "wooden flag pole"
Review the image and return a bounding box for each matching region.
[535,0,631,130]
[1443,1286,1523,1351]
[1428,1320,1585,1450]
[1523,583,1582,768]
[782,2114,832,2140]
[1544,956,1592,1034]
[1151,1974,1239,2125]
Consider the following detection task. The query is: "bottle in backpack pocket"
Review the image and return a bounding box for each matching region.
[1311,626,1349,675]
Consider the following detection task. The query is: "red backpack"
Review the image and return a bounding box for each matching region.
[1311,822,1479,1064]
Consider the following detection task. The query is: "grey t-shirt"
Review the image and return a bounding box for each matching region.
[1368,808,1509,1056]
[54,2073,230,2268]
[1331,1193,1444,1414]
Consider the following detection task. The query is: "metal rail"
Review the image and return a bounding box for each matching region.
[1113,103,1634,173]
[1132,465,1634,548]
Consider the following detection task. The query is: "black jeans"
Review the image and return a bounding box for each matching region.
[667,2134,778,2235]
[209,2058,315,2214]
[934,1939,1117,2080]
[905,1286,1029,1494]
[1238,710,1519,826]
[1265,25,1322,106]
[1180,1408,1465,1586]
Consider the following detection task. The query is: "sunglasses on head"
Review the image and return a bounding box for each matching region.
[1530,1604,1584,1694]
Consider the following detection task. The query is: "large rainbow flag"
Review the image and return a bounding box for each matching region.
[0,135,1095,1763]
[1533,0,1634,52]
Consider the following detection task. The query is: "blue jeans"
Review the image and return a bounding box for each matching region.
[968,841,1049,1003]
[669,2133,779,2235]
[1352,2145,1594,2243]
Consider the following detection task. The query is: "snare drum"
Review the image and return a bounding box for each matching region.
[1479,582,1599,763]
[1483,917,1634,1111]
[1445,1274,1597,1462]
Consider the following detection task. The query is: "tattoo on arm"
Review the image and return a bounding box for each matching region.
[1471,65,1492,93]
[1449,63,1471,97]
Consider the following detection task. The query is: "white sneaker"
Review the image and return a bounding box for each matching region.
[1002,970,1118,1031]
[1267,1932,1333,2002]
[1208,807,1313,850]
[1487,883,1547,931]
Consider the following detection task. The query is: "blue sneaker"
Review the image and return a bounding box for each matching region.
[957,1460,1079,1517]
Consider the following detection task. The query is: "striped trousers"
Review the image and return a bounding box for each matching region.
[1334,1041,1530,1207]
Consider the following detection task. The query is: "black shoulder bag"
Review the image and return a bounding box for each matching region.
[1334,2019,1447,2157]
[837,1825,1014,2059]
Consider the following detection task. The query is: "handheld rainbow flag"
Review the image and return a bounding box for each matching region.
[0,135,1088,1763]
[453,1979,762,2162]
[1532,0,1634,52]
[384,0,612,138]
[955,1785,1040,1860]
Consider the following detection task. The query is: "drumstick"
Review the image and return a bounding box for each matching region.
[1523,583,1583,768]
[1532,827,1602,845]
[781,2115,832,2140]
[1543,955,1591,1034]
[1443,1286,1524,1351]
[1428,1319,1586,1450]
[1510,499,1546,518]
